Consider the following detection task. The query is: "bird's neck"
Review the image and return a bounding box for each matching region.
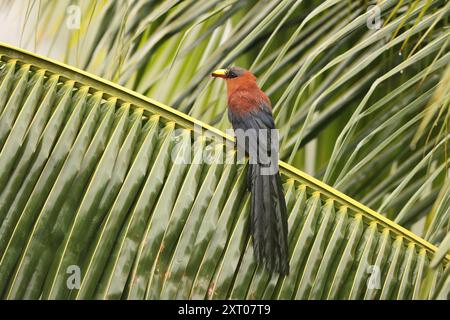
[226,78,271,115]
[226,73,265,96]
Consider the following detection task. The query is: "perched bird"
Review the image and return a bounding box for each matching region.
[211,66,289,276]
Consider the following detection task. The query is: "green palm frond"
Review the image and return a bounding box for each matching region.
[6,0,449,239]
[0,43,447,300]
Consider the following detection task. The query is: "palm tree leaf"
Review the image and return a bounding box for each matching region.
[0,42,447,300]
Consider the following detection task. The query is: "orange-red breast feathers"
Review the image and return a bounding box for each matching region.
[212,67,271,116]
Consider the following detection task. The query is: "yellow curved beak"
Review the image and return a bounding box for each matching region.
[211,68,228,78]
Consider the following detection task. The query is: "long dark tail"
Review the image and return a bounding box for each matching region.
[248,163,289,276]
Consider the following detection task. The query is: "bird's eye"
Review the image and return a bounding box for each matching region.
[227,70,238,78]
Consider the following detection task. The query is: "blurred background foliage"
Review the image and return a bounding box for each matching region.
[0,0,448,270]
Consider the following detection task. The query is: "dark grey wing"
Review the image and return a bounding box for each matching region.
[228,102,276,165]
[228,103,289,275]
